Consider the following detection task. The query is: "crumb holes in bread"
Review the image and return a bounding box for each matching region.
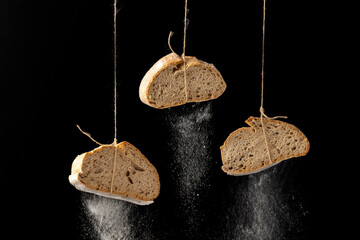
[128,177,133,184]
[131,162,145,172]
[172,63,183,73]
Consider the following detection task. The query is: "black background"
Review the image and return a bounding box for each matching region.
[1,0,354,239]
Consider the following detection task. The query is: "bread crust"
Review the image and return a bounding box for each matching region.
[220,117,310,175]
[69,141,160,205]
[139,53,183,107]
[139,53,226,109]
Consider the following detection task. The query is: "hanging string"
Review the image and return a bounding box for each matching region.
[76,125,104,146]
[77,1,120,147]
[76,0,120,193]
[260,0,266,117]
[110,0,119,193]
[113,0,118,145]
[259,0,287,120]
[259,0,287,164]
[168,31,176,54]
[182,0,189,102]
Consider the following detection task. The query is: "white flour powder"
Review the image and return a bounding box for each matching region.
[240,171,283,239]
[81,193,133,240]
[166,102,214,232]
[78,101,306,239]
[168,103,213,194]
[225,163,306,240]
[79,102,215,240]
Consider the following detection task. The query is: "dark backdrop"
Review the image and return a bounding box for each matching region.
[1,0,352,239]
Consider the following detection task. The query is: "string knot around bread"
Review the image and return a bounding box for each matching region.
[220,117,310,175]
[139,53,226,109]
[69,141,160,205]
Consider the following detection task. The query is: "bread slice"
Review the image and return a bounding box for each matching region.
[139,53,226,109]
[220,117,310,176]
[69,141,160,205]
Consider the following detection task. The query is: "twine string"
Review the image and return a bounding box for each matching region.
[76,125,104,146]
[182,0,189,102]
[259,0,287,164]
[110,0,118,193]
[76,1,120,194]
[113,0,118,145]
[168,31,176,54]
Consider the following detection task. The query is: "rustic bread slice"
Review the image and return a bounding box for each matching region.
[69,141,160,205]
[139,53,226,109]
[220,117,310,176]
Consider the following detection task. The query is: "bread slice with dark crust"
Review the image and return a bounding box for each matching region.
[139,53,226,109]
[220,117,310,175]
[69,141,160,205]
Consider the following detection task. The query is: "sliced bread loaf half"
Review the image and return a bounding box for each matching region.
[221,117,310,176]
[69,141,160,205]
[139,53,226,109]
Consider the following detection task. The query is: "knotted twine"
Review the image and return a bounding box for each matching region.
[168,0,189,102]
[259,0,287,164]
[77,0,120,194]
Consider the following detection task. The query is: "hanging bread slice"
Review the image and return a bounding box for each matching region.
[139,53,226,109]
[69,141,160,205]
[220,117,310,176]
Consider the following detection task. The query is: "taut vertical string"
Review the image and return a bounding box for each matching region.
[111,0,118,193]
[259,0,287,164]
[113,0,118,145]
[259,0,273,164]
[182,0,189,102]
[76,1,122,193]
[260,0,266,115]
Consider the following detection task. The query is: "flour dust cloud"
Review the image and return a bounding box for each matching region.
[81,193,134,240]
[223,163,307,240]
[165,102,214,234]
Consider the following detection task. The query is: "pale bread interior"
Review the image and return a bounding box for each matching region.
[221,117,310,175]
[69,141,160,204]
[140,53,226,109]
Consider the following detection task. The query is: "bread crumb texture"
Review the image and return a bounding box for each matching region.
[139,53,226,109]
[221,117,310,175]
[70,141,160,201]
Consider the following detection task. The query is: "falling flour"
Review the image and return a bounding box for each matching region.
[81,193,133,240]
[79,102,215,240]
[77,101,308,240]
[165,102,214,233]
[223,163,307,240]
[240,171,283,239]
